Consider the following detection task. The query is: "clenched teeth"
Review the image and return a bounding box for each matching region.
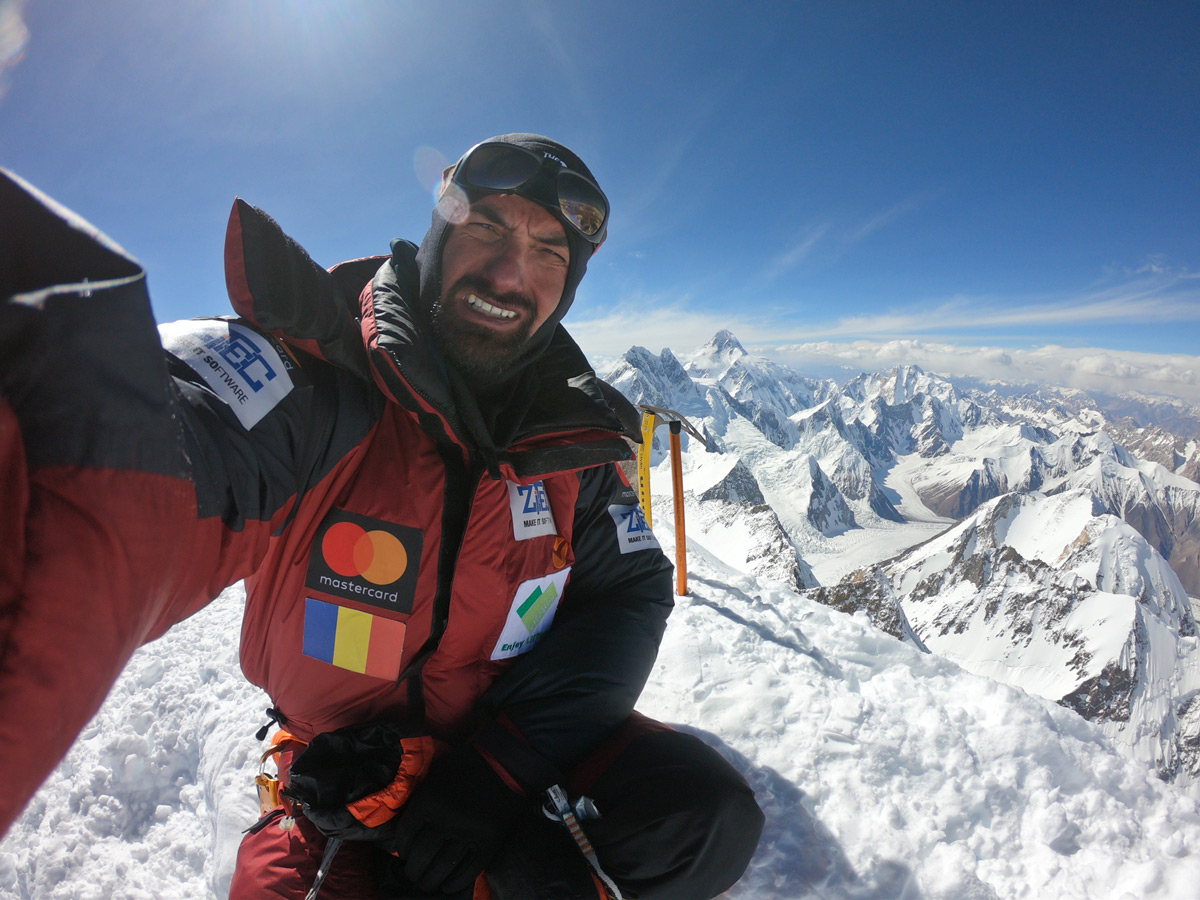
[467,294,518,320]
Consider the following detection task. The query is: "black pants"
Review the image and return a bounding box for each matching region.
[482,715,765,900]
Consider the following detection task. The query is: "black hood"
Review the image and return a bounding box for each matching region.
[413,133,602,383]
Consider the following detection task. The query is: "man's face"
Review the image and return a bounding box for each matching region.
[431,193,569,381]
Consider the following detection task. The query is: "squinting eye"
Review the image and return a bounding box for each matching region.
[467,221,500,238]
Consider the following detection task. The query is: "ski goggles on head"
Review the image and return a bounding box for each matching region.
[448,141,609,244]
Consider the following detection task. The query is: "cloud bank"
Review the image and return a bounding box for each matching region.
[764,339,1200,405]
[572,264,1200,404]
[571,306,1200,406]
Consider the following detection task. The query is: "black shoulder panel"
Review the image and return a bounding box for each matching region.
[225,199,377,378]
[162,318,385,529]
[0,169,188,478]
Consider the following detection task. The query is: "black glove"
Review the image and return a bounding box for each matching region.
[282,720,425,842]
[386,745,529,894]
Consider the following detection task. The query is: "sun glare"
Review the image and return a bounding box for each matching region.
[229,0,386,63]
[414,145,451,205]
[0,0,29,97]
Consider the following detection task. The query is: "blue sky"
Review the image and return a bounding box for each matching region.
[3,1,1198,400]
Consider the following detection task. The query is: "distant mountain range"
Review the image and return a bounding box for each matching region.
[603,331,1200,783]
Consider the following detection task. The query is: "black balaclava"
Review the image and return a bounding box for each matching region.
[413,133,603,387]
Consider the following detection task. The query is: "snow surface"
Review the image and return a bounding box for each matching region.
[7,348,1200,898]
[5,549,1200,899]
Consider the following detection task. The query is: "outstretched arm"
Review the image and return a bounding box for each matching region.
[0,170,371,834]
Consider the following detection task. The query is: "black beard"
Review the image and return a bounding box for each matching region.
[430,275,538,382]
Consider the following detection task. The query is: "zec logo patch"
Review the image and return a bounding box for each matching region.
[159,319,297,431]
[508,480,556,540]
[608,503,660,554]
[305,510,422,613]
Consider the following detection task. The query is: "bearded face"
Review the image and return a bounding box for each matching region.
[431,194,568,381]
[430,273,539,380]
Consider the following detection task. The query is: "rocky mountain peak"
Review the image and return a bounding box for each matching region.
[705,328,747,358]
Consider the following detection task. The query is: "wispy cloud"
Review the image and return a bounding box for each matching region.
[764,194,929,279]
[844,195,930,244]
[792,268,1200,340]
[522,0,591,121]
[616,109,729,245]
[767,224,830,277]
[573,268,1200,357]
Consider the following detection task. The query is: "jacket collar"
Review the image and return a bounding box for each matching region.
[364,244,636,472]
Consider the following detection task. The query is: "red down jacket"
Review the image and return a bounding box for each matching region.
[0,170,673,834]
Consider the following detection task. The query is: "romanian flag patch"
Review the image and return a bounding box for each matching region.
[302,598,406,680]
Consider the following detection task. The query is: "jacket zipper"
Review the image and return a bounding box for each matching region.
[395,444,485,724]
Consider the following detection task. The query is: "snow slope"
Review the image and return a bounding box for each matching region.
[5,559,1200,900]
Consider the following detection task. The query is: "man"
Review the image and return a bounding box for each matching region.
[0,134,763,899]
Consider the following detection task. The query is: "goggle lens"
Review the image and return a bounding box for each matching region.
[457,143,542,192]
[452,143,608,243]
[556,170,607,239]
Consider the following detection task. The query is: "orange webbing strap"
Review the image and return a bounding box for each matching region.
[345,735,444,828]
[261,729,309,761]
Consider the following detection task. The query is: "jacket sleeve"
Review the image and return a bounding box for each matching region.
[0,169,375,834]
[471,462,674,792]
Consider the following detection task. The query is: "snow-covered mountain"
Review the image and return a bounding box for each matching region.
[903,422,1200,593]
[603,332,1200,785]
[824,490,1200,781]
[663,452,816,590]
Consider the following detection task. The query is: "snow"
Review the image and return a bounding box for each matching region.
[802,515,948,587]
[0,587,263,900]
[925,582,1137,700]
[873,488,1200,781]
[882,452,959,525]
[671,449,742,497]
[6,552,1200,899]
[999,491,1096,563]
[643,532,1200,900]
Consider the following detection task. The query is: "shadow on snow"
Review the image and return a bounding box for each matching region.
[674,725,922,900]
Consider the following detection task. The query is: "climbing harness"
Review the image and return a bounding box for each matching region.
[251,727,340,899]
[254,729,307,816]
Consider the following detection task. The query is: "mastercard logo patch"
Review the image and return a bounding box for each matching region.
[322,521,408,585]
[305,509,423,614]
